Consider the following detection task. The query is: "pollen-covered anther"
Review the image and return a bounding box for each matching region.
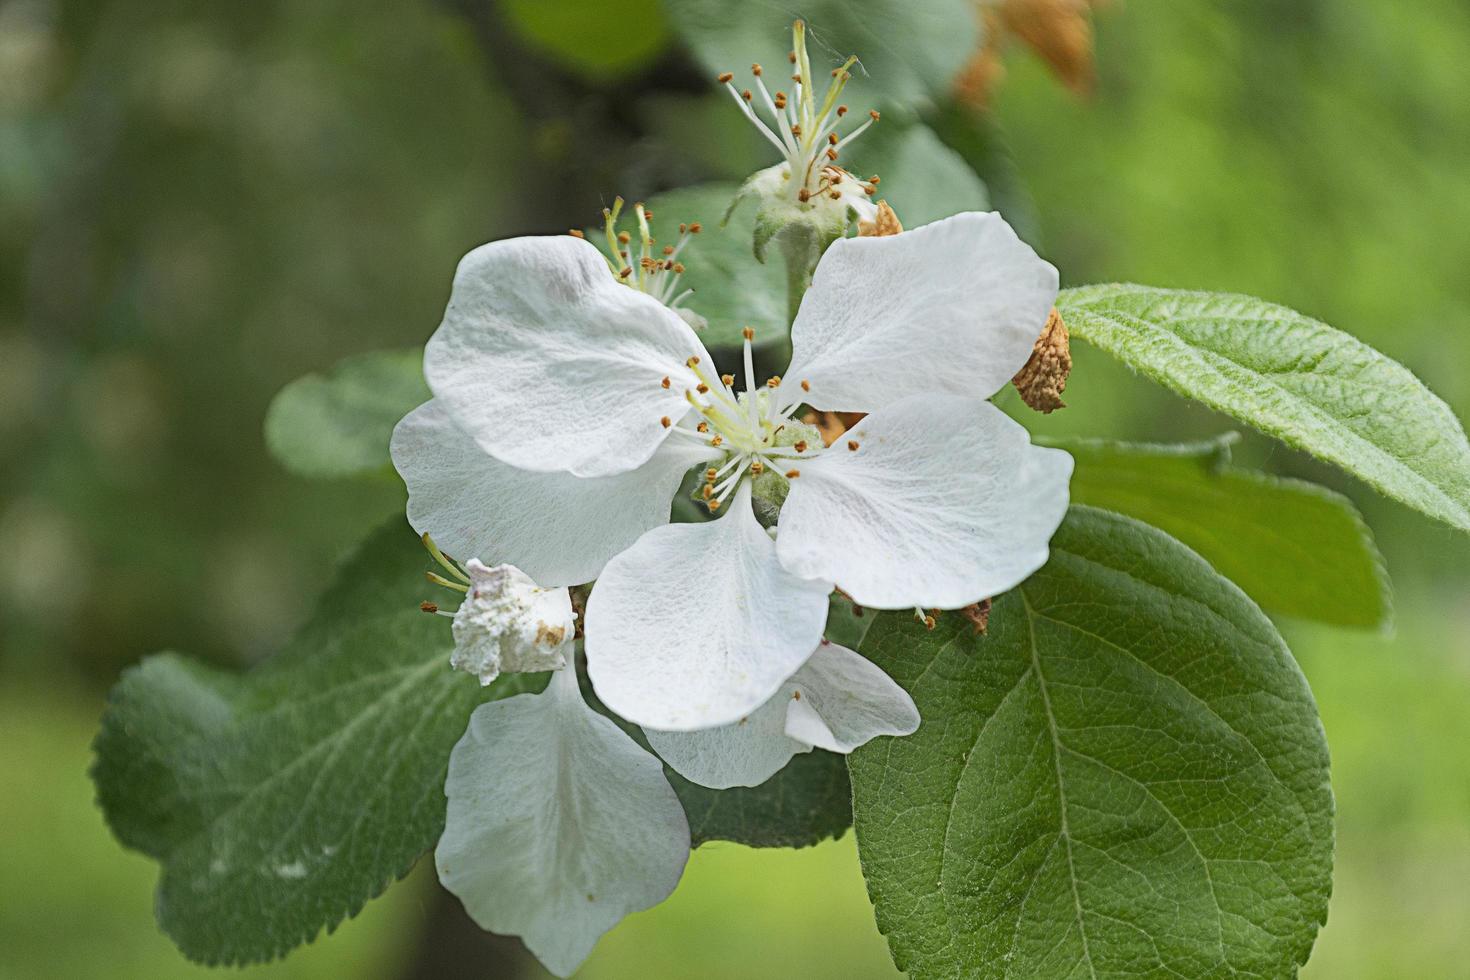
[847,440,860,451]
[619,267,632,279]
[696,422,710,433]
[742,326,755,341]
[708,499,722,512]
[800,379,811,392]
[721,373,735,387]
[672,262,685,274]
[750,460,765,475]
[660,416,671,428]
[741,89,753,101]
[785,468,800,479]
[617,231,630,244]
[923,614,937,631]
[662,245,675,256]
[837,104,848,116]
[687,355,701,367]
[766,376,781,389]
[793,440,807,453]
[711,435,723,447]
[568,229,585,238]
[717,71,734,83]
[702,484,713,500]
[869,109,881,121]
[752,63,763,75]
[420,601,439,614]
[697,383,710,394]
[705,468,718,481]
[688,222,702,233]
[660,376,670,389]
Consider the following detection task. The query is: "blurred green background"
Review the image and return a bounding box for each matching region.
[2,1,1467,977]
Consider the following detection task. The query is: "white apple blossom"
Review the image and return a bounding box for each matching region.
[646,638,920,789]
[393,208,1073,733]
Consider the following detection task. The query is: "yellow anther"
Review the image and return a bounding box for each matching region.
[687,355,701,367]
[697,422,709,433]
[742,326,755,341]
[923,615,937,631]
[711,435,724,447]
[569,228,585,238]
[766,376,781,388]
[750,460,764,475]
[705,468,718,481]
[717,71,734,83]
[752,63,763,75]
[721,373,735,387]
[708,499,722,512]
[702,484,714,499]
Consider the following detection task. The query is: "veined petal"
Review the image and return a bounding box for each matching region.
[424,235,712,478]
[646,640,917,789]
[585,483,831,731]
[781,212,1058,413]
[776,395,1073,609]
[392,400,717,587]
[437,667,690,979]
[781,641,919,753]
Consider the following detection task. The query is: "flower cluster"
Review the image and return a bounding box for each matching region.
[390,19,1072,978]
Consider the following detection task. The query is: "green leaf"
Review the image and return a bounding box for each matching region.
[1055,433,1392,629]
[264,349,428,479]
[663,0,978,109]
[501,0,671,79]
[1058,284,1470,531]
[92,522,538,965]
[849,506,1333,979]
[672,751,853,849]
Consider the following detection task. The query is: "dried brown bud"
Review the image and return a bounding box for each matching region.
[1011,307,1072,413]
[858,200,904,238]
[960,598,993,635]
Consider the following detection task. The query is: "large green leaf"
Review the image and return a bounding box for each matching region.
[92,522,532,965]
[1058,284,1470,531]
[264,349,427,479]
[1057,434,1392,629]
[849,506,1333,979]
[663,0,978,109]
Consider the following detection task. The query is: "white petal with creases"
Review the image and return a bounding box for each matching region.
[424,235,711,477]
[392,400,715,587]
[647,640,919,788]
[585,483,831,731]
[436,667,690,978]
[776,394,1073,609]
[782,212,1057,413]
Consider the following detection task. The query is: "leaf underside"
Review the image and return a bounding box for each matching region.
[849,506,1334,979]
[1059,284,1470,532]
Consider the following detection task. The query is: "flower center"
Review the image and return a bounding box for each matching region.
[718,19,881,203]
[663,328,822,514]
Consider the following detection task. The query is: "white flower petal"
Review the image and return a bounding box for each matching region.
[646,640,917,788]
[585,482,831,731]
[392,400,717,587]
[437,667,690,979]
[643,677,807,789]
[424,235,712,478]
[780,640,919,753]
[776,395,1073,609]
[781,212,1058,413]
